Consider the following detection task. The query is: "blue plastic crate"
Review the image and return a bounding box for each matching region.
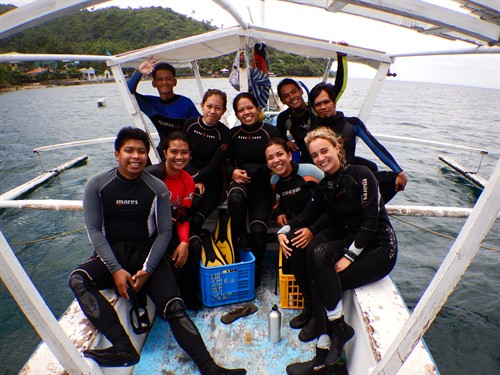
[200,250,255,307]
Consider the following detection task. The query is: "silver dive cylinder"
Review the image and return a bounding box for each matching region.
[268,304,281,343]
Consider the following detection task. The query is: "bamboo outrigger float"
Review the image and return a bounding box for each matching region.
[1,0,499,374]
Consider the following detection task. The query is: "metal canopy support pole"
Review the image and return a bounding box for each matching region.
[322,58,334,82]
[239,36,249,93]
[109,63,160,164]
[372,159,500,375]
[191,60,205,101]
[0,231,102,375]
[358,61,390,123]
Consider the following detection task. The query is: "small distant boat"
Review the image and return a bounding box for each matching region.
[96,97,106,107]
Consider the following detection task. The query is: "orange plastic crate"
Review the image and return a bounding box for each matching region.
[278,249,304,309]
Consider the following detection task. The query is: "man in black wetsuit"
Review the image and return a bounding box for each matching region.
[68,127,245,374]
[276,45,348,163]
[309,82,408,203]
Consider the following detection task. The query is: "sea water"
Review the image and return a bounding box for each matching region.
[0,78,498,375]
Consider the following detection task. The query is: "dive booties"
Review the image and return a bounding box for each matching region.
[286,347,334,375]
[298,316,317,342]
[290,299,312,329]
[325,316,354,365]
[83,339,140,367]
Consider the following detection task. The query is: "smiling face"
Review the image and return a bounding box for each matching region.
[201,94,226,125]
[312,90,337,118]
[279,83,306,111]
[163,139,191,176]
[265,143,293,178]
[308,137,341,175]
[152,68,177,100]
[235,97,260,126]
[115,139,148,179]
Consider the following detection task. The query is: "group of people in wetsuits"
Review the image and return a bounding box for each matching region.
[68,53,407,374]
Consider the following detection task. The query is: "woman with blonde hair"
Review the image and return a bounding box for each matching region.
[278,127,398,374]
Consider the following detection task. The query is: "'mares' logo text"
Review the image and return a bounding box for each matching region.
[116,200,139,206]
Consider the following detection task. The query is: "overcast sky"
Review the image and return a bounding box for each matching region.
[5,0,500,89]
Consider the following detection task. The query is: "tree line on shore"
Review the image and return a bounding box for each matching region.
[0,4,328,86]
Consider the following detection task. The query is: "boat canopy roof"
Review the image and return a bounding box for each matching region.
[283,0,500,47]
[110,25,391,70]
[2,0,498,47]
[1,0,499,66]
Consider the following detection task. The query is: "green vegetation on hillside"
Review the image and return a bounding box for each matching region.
[0,4,329,86]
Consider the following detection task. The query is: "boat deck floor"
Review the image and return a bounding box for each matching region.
[133,253,325,374]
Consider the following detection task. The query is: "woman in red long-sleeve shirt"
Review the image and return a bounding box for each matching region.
[146,131,202,309]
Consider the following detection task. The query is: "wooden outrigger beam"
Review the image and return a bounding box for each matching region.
[372,160,500,374]
[33,138,115,153]
[439,155,488,188]
[0,200,83,211]
[0,230,102,374]
[374,134,489,155]
[0,155,88,201]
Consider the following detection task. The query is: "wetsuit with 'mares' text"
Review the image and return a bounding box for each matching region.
[288,164,398,335]
[68,168,223,371]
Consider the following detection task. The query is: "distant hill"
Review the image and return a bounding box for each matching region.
[0,4,327,81]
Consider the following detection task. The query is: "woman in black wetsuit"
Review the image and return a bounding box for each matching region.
[183,89,229,258]
[265,138,325,340]
[278,127,398,375]
[218,92,280,286]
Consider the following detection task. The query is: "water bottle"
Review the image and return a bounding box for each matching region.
[268,304,281,343]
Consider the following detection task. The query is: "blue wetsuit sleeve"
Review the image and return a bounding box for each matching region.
[142,173,172,274]
[83,172,122,274]
[127,70,157,118]
[354,120,403,174]
[127,70,142,94]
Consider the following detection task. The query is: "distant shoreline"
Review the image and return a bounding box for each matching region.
[0,79,116,94]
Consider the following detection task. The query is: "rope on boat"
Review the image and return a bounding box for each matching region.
[10,227,86,245]
[390,215,499,251]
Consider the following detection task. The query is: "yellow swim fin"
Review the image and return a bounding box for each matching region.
[214,210,238,264]
[201,229,227,268]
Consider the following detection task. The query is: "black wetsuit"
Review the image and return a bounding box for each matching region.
[272,162,324,225]
[68,168,221,371]
[288,164,398,335]
[276,53,347,163]
[313,112,404,203]
[272,162,325,305]
[212,121,280,269]
[183,116,230,239]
